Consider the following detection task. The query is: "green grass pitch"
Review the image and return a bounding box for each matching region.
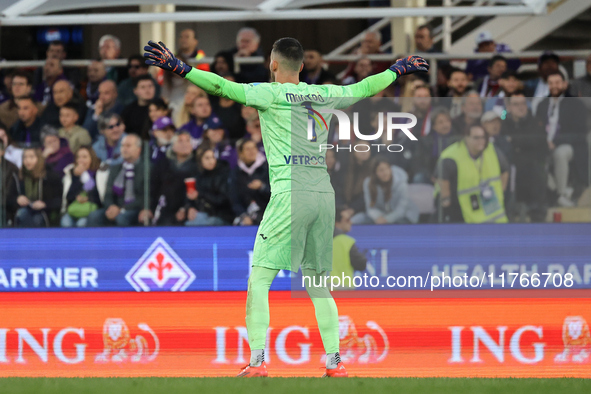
[1,378,590,394]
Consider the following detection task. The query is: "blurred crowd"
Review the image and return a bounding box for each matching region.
[0,25,590,228]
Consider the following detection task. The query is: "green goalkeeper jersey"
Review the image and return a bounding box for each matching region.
[184,68,397,194]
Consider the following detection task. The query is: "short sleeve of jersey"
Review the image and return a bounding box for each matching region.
[244,83,277,111]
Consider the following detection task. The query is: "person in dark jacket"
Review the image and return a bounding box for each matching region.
[60,146,102,227]
[535,72,588,207]
[0,139,20,225]
[149,132,198,225]
[502,95,548,221]
[41,126,74,175]
[183,147,233,226]
[412,107,460,184]
[229,139,270,226]
[9,96,43,146]
[87,134,146,227]
[15,147,62,227]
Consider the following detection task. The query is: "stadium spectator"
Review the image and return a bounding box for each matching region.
[353,159,419,224]
[99,35,127,84]
[197,117,237,168]
[58,102,92,153]
[331,206,367,288]
[40,79,85,128]
[452,91,483,136]
[300,49,335,85]
[149,131,197,225]
[413,107,460,184]
[0,71,36,130]
[184,147,233,226]
[174,84,207,128]
[93,113,126,166]
[410,84,433,137]
[229,139,270,226]
[220,27,268,83]
[148,98,170,123]
[502,95,548,222]
[239,116,265,155]
[435,124,509,223]
[444,68,470,118]
[87,134,146,227]
[82,80,123,140]
[15,147,62,227]
[150,116,175,163]
[211,51,234,76]
[34,41,82,90]
[476,55,507,98]
[0,72,10,105]
[326,149,344,202]
[342,58,373,85]
[211,74,246,143]
[161,29,209,113]
[570,54,591,98]
[525,51,561,101]
[0,126,23,169]
[465,31,520,81]
[60,146,101,228]
[480,111,512,164]
[41,126,74,175]
[414,25,436,53]
[535,71,588,207]
[9,96,43,146]
[121,75,156,140]
[340,31,389,81]
[0,138,19,225]
[86,60,107,107]
[118,55,161,107]
[34,58,67,106]
[484,70,523,114]
[342,142,373,215]
[181,95,215,142]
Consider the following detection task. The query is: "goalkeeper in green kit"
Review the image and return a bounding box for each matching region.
[144,38,428,377]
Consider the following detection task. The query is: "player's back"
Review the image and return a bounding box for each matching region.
[244,81,347,195]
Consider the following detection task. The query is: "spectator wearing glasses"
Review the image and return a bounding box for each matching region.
[435,124,509,223]
[118,55,161,107]
[92,113,126,166]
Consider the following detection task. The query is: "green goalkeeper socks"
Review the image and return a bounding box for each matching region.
[245,267,340,361]
[302,269,340,355]
[245,266,278,351]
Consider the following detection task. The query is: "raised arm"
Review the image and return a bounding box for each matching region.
[144,40,247,105]
[343,56,430,98]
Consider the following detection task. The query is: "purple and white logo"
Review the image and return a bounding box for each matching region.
[126,237,195,292]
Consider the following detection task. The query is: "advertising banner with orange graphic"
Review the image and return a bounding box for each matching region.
[1,292,590,378]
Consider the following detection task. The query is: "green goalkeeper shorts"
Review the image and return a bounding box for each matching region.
[252,190,335,273]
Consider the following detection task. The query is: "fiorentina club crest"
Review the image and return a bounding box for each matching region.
[126,237,195,291]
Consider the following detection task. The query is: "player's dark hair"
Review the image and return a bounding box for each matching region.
[133,74,154,88]
[272,37,304,72]
[489,55,507,68]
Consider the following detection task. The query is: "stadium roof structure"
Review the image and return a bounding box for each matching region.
[0,0,547,26]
